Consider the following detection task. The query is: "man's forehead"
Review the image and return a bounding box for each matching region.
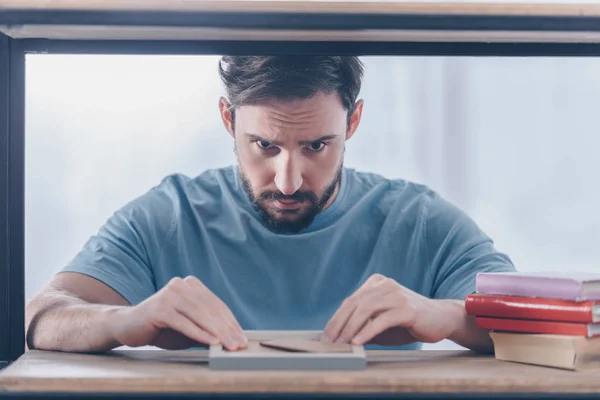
[236,92,345,118]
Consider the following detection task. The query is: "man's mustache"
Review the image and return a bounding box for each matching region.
[259,191,318,203]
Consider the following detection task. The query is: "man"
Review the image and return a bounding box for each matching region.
[26,56,515,354]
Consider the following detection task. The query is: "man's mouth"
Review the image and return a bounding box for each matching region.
[273,199,302,210]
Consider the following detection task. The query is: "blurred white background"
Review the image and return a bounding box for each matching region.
[24,54,600,350]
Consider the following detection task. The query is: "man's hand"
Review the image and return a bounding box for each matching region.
[110,276,248,351]
[321,274,460,347]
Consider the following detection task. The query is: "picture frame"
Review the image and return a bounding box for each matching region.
[208,330,366,370]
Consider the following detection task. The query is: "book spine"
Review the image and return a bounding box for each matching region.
[476,317,595,337]
[465,295,594,323]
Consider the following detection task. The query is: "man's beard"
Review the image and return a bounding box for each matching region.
[239,164,343,234]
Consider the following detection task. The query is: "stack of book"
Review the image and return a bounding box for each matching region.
[466,271,600,370]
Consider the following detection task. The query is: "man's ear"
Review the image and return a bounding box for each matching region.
[219,97,235,138]
[346,99,364,141]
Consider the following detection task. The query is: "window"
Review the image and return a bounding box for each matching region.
[25,54,600,349]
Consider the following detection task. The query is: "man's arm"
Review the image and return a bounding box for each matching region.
[26,272,248,353]
[26,272,130,352]
[27,176,248,354]
[322,191,514,352]
[321,274,494,352]
[424,192,516,353]
[439,299,493,353]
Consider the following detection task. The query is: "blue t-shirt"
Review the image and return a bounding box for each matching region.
[62,166,515,349]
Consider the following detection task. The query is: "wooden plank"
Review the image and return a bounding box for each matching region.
[3,25,600,42]
[1,349,600,394]
[3,1,600,43]
[0,1,600,17]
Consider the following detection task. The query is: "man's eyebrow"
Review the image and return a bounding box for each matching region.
[244,133,338,146]
[298,135,339,145]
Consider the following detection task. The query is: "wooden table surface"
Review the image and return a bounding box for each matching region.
[0,1,599,16]
[1,349,599,395]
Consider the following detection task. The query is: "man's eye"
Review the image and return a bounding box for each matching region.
[256,140,273,149]
[308,141,326,152]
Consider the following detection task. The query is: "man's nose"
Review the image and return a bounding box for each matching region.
[274,153,303,195]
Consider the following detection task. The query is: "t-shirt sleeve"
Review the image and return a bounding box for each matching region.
[424,192,517,300]
[60,177,178,305]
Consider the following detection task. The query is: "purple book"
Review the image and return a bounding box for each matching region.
[475,271,600,301]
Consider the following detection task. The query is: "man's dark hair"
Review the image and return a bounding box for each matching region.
[218,56,364,122]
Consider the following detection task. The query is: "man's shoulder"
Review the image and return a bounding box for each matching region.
[121,166,237,221]
[347,168,437,204]
[151,166,237,199]
[344,168,461,231]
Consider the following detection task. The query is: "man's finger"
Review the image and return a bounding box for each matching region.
[203,298,247,345]
[183,278,247,348]
[172,291,240,350]
[322,297,359,343]
[323,276,391,342]
[330,287,403,343]
[212,299,246,339]
[185,277,245,336]
[351,309,413,345]
[163,310,220,346]
[335,299,392,344]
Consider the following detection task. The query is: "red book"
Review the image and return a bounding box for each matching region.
[475,316,600,337]
[465,293,599,323]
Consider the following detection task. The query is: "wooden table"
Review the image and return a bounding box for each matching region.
[1,349,599,399]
